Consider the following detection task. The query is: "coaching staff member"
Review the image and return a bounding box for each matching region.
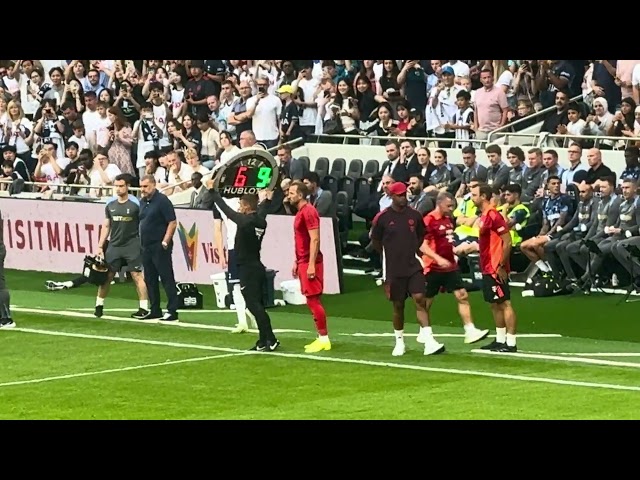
[209,189,279,351]
[139,174,180,322]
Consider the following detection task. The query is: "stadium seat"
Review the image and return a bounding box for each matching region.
[330,158,346,179]
[314,157,329,181]
[363,160,380,178]
[338,176,356,205]
[335,191,351,249]
[298,155,310,173]
[346,159,363,179]
[355,177,372,207]
[322,175,339,202]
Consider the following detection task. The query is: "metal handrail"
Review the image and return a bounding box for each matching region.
[306,131,637,150]
[307,133,493,146]
[539,133,637,149]
[3,181,137,201]
[486,94,583,143]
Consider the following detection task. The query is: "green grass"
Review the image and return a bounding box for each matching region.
[2,269,640,419]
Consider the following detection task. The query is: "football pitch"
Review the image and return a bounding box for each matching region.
[1,269,640,420]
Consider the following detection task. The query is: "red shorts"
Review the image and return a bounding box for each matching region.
[298,261,324,297]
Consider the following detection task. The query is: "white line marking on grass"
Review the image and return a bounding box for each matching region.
[471,349,640,368]
[345,333,562,338]
[68,308,232,314]
[9,327,640,393]
[0,352,249,388]
[521,351,640,358]
[12,307,307,334]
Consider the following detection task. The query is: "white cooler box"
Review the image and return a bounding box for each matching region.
[279,280,306,305]
[210,273,229,309]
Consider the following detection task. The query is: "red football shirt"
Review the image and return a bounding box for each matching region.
[478,208,510,275]
[294,203,323,265]
[423,210,457,273]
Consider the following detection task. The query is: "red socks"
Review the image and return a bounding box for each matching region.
[306,294,327,336]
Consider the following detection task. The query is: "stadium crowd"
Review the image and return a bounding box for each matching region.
[1,60,640,295]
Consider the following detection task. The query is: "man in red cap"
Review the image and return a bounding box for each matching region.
[371,181,445,356]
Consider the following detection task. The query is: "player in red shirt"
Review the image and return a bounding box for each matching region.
[421,192,489,345]
[287,180,330,353]
[470,183,518,352]
[371,182,445,357]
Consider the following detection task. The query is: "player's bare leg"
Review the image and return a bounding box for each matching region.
[453,289,489,344]
[95,272,116,318]
[412,293,445,355]
[498,300,517,352]
[130,271,151,320]
[480,303,507,350]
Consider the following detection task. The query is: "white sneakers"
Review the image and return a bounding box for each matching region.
[393,337,445,357]
[464,328,490,344]
[392,343,406,356]
[394,326,489,356]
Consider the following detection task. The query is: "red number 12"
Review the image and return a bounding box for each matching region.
[233,166,248,187]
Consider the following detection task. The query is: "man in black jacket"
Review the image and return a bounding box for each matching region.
[210,189,279,352]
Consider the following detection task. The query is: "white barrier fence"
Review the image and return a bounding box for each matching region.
[0,198,342,294]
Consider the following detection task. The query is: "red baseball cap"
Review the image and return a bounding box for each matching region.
[387,182,407,196]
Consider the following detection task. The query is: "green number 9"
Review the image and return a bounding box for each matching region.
[256,166,272,188]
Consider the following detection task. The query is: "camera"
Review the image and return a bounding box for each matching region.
[258,86,266,94]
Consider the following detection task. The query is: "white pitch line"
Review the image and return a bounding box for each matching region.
[68,308,232,314]
[471,349,640,369]
[521,351,640,357]
[12,307,307,334]
[0,352,250,388]
[8,327,640,393]
[344,333,562,338]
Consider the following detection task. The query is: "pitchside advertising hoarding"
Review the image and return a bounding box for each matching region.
[0,198,341,294]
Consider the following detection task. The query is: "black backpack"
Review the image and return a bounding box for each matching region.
[176,283,203,309]
[531,274,568,297]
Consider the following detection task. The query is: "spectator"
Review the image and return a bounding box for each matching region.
[277,144,307,181]
[302,171,334,217]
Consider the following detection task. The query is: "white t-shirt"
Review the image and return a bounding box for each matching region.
[220,146,240,165]
[443,61,470,79]
[153,103,172,148]
[168,162,195,186]
[292,77,319,127]
[133,119,157,168]
[426,85,463,133]
[40,157,70,185]
[88,164,121,196]
[216,197,240,249]
[4,117,34,154]
[246,94,282,141]
[82,109,102,140]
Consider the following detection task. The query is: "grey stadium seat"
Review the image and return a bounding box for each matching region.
[346,159,363,179]
[329,158,346,179]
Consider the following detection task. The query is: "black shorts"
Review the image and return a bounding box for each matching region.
[384,271,425,302]
[425,270,466,298]
[226,249,240,284]
[482,274,510,304]
[105,243,142,272]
